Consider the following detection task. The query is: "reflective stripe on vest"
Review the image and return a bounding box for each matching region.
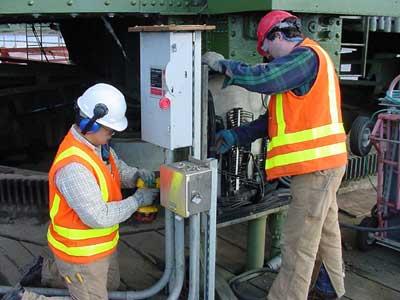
[49,145,118,252]
[266,142,347,169]
[47,229,119,257]
[266,44,346,171]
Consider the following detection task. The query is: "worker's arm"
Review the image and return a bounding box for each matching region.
[219,47,318,95]
[232,113,268,145]
[109,148,154,189]
[55,163,157,228]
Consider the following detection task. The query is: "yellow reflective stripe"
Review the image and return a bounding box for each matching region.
[47,229,119,257]
[53,146,108,201]
[275,94,286,136]
[52,224,119,240]
[266,142,347,170]
[315,45,339,124]
[268,123,345,151]
[50,194,61,221]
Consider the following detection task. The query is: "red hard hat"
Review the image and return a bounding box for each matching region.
[257,10,298,57]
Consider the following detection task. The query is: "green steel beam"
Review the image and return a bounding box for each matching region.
[0,0,201,15]
[207,0,400,17]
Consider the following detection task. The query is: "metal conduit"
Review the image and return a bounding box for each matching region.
[0,210,176,299]
[167,216,185,300]
[188,214,200,300]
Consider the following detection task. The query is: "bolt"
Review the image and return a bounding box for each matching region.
[184,1,189,6]
[142,1,147,6]
[177,1,181,7]
[67,0,73,6]
[151,0,156,5]
[28,0,34,5]
[335,51,339,56]
[159,0,165,5]
[336,33,340,39]
[104,0,111,5]
[231,50,236,57]
[130,0,137,5]
[231,31,236,37]
[169,1,173,6]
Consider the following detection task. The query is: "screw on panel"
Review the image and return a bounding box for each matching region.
[131,0,137,5]
[160,0,165,5]
[142,1,147,6]
[104,0,111,6]
[184,1,189,6]
[177,1,182,7]
[169,1,173,6]
[151,0,156,6]
[28,0,34,6]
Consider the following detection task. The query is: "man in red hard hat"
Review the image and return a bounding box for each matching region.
[203,10,347,300]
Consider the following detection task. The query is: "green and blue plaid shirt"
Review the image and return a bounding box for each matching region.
[219,45,319,145]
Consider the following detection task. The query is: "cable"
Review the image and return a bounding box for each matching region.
[339,223,400,232]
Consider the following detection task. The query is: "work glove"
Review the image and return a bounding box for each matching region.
[215,129,238,154]
[132,188,159,207]
[202,51,225,73]
[135,169,155,187]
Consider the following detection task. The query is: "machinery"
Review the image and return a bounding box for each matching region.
[0,1,400,299]
[356,74,400,252]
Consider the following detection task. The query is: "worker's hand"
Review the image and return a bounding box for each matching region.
[215,130,238,154]
[136,169,155,187]
[133,188,159,207]
[202,51,225,73]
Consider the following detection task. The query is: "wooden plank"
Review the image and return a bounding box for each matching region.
[117,242,163,291]
[344,270,400,300]
[337,189,376,218]
[128,24,216,32]
[216,236,247,274]
[121,231,166,270]
[217,224,247,251]
[0,237,39,285]
[343,247,400,291]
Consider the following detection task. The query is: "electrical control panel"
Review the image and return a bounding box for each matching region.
[140,31,200,150]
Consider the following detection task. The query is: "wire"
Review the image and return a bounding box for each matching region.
[339,223,400,232]
[367,175,377,192]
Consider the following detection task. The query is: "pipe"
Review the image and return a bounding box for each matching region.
[0,210,175,299]
[188,214,200,300]
[167,216,185,300]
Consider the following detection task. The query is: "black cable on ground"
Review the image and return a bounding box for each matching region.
[339,223,400,232]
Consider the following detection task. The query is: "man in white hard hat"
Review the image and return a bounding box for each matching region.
[2,83,158,300]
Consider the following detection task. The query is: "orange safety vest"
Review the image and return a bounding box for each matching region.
[47,129,122,264]
[266,38,347,180]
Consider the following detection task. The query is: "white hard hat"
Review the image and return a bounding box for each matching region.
[77,83,128,131]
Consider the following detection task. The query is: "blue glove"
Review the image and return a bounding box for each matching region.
[215,130,238,154]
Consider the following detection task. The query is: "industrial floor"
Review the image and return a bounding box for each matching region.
[0,188,399,300]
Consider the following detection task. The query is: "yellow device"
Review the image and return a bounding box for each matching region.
[134,177,160,223]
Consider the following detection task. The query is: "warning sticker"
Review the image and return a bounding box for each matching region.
[150,68,163,96]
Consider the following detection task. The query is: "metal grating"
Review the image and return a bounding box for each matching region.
[0,166,48,216]
[343,152,378,182]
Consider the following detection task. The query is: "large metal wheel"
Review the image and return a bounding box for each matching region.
[349,116,374,157]
[356,216,378,251]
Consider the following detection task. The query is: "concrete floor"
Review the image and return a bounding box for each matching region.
[0,188,399,299]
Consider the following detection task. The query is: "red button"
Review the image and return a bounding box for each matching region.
[159,97,171,110]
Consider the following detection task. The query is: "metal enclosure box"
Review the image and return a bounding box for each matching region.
[140,31,199,150]
[160,161,212,218]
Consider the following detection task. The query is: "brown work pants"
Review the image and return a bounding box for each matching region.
[267,166,346,300]
[22,252,120,300]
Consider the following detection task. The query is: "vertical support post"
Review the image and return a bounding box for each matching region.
[268,211,287,260]
[246,216,267,270]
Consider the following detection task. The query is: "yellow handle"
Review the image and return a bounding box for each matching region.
[136,177,160,189]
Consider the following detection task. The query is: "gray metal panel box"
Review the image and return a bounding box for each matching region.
[160,161,212,218]
[140,31,197,150]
